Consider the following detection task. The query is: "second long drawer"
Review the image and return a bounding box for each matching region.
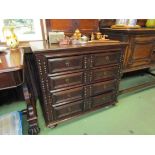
[48,66,119,90]
[50,79,117,105]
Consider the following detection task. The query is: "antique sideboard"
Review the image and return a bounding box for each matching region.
[23,41,126,130]
[100,28,155,94]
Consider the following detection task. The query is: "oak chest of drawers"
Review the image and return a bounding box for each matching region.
[28,41,126,128]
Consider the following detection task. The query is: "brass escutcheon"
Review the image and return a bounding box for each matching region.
[65,61,70,67]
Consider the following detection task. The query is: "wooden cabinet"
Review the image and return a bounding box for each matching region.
[100,28,155,73]
[45,19,99,37]
[28,41,126,128]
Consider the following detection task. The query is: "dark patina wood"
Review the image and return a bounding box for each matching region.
[100,28,155,94]
[0,47,40,135]
[28,41,127,128]
[0,48,24,90]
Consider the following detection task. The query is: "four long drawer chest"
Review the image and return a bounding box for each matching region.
[24,41,127,131]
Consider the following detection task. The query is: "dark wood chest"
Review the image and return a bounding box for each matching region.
[29,41,126,127]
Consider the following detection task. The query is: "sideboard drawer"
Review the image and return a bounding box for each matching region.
[0,72,15,89]
[48,55,85,74]
[49,72,84,90]
[51,87,84,105]
[91,80,116,96]
[92,91,115,108]
[53,100,83,119]
[91,66,119,83]
[92,52,121,67]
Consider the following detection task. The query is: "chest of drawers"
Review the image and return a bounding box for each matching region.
[28,41,126,128]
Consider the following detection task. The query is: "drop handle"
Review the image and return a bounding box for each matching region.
[65,78,70,83]
[65,61,70,67]
[105,56,110,61]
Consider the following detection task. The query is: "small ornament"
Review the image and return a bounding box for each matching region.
[3,26,19,49]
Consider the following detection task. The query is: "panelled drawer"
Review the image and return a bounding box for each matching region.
[51,79,116,105]
[53,91,115,120]
[91,80,116,96]
[53,100,83,120]
[92,52,121,67]
[91,66,118,82]
[0,72,15,89]
[48,66,118,90]
[49,72,84,90]
[92,91,115,108]
[0,71,23,89]
[48,55,85,74]
[51,86,84,105]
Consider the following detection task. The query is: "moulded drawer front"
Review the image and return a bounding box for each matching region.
[53,100,83,119]
[92,52,121,67]
[91,80,116,96]
[49,72,84,90]
[91,66,119,82]
[0,72,15,89]
[92,92,115,108]
[51,87,84,105]
[48,56,84,74]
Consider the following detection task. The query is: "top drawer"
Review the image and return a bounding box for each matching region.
[92,52,121,67]
[48,55,85,74]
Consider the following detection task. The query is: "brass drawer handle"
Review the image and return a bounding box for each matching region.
[103,72,107,76]
[102,97,105,101]
[67,107,72,112]
[65,61,70,67]
[0,58,2,64]
[67,93,71,98]
[65,78,70,83]
[105,56,110,61]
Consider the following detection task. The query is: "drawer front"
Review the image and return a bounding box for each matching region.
[92,52,121,67]
[91,66,119,83]
[92,91,115,108]
[49,72,84,90]
[91,80,116,96]
[51,87,84,105]
[48,55,85,74]
[53,100,83,119]
[0,72,15,89]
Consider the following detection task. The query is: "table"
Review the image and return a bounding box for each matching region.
[0,48,40,135]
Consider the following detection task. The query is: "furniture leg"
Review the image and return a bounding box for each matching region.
[22,83,40,135]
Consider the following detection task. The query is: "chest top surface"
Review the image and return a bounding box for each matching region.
[29,41,127,54]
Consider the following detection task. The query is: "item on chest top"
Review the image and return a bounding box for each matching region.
[3,26,19,49]
[96,32,102,40]
[59,36,70,45]
[73,29,81,40]
[127,19,137,26]
[146,19,155,28]
[49,32,65,44]
[71,29,88,45]
[91,32,95,41]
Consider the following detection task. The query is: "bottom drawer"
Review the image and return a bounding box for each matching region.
[53,100,83,120]
[53,91,116,120]
[92,91,115,108]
